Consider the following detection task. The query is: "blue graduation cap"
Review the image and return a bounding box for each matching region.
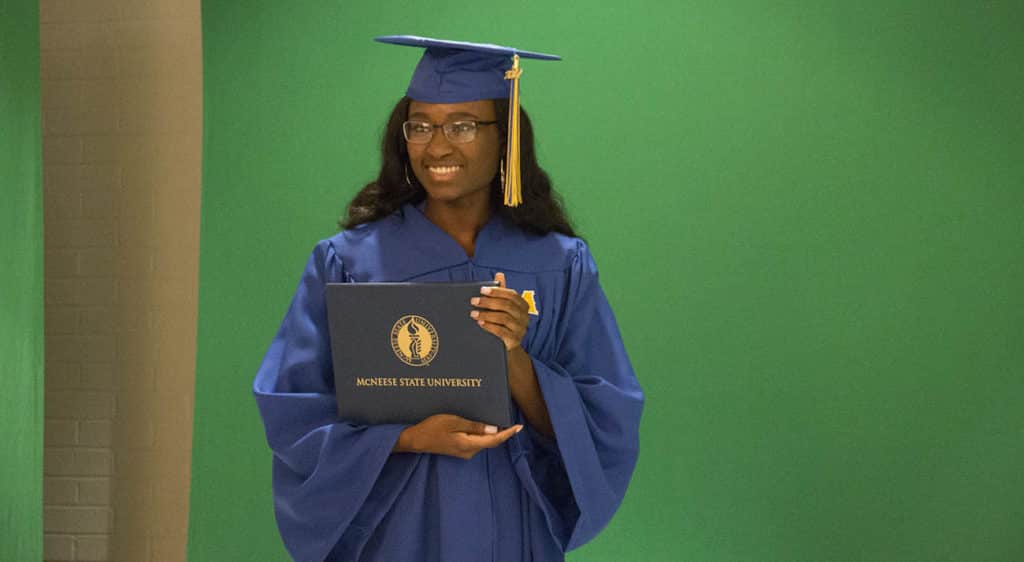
[374,35,560,103]
[375,35,561,207]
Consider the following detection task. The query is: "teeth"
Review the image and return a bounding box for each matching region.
[428,165,462,174]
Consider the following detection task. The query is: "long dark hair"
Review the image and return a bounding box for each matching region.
[340,96,577,237]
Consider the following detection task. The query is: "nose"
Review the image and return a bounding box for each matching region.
[424,126,454,159]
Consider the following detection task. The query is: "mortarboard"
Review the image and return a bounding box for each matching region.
[375,35,561,207]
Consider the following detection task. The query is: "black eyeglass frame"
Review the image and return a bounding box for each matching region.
[402,120,499,144]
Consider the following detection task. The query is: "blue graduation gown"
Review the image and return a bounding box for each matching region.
[253,203,643,562]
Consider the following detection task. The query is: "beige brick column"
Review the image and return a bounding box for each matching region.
[40,1,202,561]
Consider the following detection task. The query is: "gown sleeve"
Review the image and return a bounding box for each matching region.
[512,240,645,553]
[252,241,419,562]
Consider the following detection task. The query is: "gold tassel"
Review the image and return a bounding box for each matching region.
[503,55,523,207]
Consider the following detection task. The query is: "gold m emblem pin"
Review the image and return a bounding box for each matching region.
[521,290,539,316]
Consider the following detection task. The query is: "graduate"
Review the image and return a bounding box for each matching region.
[253,36,644,562]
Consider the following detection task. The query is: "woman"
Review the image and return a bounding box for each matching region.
[254,36,643,562]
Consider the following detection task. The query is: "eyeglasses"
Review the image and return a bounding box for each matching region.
[402,120,498,144]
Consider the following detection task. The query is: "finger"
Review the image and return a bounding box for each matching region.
[480,285,521,301]
[449,416,498,435]
[462,425,522,449]
[494,272,506,288]
[471,310,523,332]
[471,295,527,316]
[485,424,523,447]
[475,320,521,350]
[475,318,512,338]
[476,290,528,317]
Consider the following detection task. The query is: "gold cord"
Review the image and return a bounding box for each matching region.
[503,55,523,207]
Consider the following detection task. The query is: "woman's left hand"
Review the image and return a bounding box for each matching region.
[470,272,530,351]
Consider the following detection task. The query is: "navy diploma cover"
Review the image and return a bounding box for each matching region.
[325,282,512,427]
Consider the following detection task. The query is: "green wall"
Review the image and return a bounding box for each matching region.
[0,0,43,559]
[190,2,1024,560]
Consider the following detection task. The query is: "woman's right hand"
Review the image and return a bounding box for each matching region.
[392,414,522,459]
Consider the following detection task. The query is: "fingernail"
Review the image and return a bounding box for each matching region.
[481,286,492,295]
[514,425,524,434]
[478,320,485,326]
[470,297,480,305]
[470,310,479,319]
[485,425,497,434]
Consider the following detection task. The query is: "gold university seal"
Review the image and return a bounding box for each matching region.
[390,315,439,366]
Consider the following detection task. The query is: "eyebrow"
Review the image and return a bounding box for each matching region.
[408,111,482,120]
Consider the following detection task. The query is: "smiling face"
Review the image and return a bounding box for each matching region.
[406,99,502,208]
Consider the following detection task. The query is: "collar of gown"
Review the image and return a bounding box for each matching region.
[398,201,518,271]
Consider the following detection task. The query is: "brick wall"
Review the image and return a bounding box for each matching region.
[40,1,202,560]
